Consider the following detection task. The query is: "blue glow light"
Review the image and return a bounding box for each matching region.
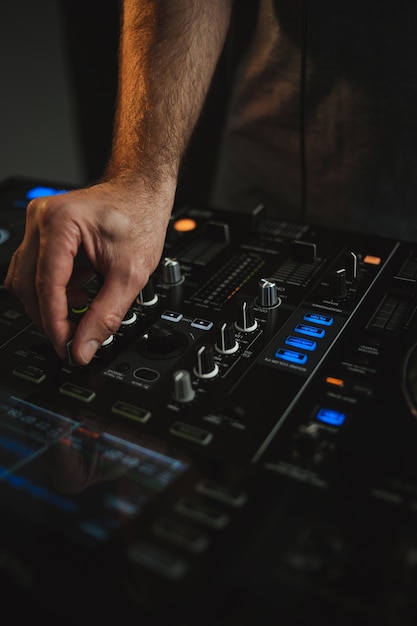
[26,186,68,200]
[316,408,346,427]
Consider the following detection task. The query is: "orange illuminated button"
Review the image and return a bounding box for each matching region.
[173,218,197,232]
[325,376,344,387]
[363,255,381,265]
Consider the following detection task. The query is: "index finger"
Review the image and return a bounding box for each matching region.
[70,267,145,365]
[36,226,81,359]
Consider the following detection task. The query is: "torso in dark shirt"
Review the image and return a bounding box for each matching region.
[211,0,417,241]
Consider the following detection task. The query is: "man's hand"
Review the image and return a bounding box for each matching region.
[4,178,174,365]
[5,0,233,366]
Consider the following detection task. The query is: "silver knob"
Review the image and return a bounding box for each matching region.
[258,278,279,308]
[161,257,184,286]
[173,369,196,403]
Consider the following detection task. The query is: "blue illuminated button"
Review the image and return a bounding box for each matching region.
[26,186,67,200]
[285,336,317,351]
[316,407,346,426]
[275,348,308,364]
[303,312,334,326]
[294,324,325,339]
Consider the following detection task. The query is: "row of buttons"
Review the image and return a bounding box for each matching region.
[127,476,248,580]
[275,312,334,365]
[161,310,213,330]
[11,368,215,445]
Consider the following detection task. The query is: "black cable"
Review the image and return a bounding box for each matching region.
[299,0,309,222]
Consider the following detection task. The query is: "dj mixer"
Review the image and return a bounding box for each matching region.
[1,176,417,625]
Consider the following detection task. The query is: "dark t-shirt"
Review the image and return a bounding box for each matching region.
[211,0,417,241]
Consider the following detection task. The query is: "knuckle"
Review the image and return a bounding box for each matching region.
[96,311,122,337]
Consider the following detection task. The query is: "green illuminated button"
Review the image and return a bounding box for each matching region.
[59,382,96,403]
[111,400,151,423]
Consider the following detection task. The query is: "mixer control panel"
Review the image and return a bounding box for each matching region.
[1,178,417,625]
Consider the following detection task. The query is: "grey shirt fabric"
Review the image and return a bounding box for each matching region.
[210,0,417,241]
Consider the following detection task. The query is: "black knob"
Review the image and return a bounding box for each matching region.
[329,268,347,297]
[292,240,317,263]
[258,278,279,308]
[173,369,196,403]
[161,257,184,286]
[235,299,257,332]
[215,320,238,354]
[194,343,219,379]
[137,278,158,306]
[346,251,360,279]
[120,304,137,326]
[148,324,179,353]
[137,322,181,358]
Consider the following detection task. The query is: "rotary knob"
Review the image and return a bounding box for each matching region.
[346,251,360,279]
[329,268,347,297]
[258,278,280,308]
[120,304,137,326]
[215,320,238,354]
[161,257,184,286]
[173,369,196,403]
[193,343,219,379]
[235,298,257,332]
[137,278,158,306]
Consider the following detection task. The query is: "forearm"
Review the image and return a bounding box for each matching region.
[106,0,233,187]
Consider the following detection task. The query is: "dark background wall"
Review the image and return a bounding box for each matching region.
[0,0,83,185]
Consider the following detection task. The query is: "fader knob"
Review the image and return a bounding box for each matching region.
[215,320,239,354]
[235,299,257,332]
[193,344,219,379]
[161,257,184,286]
[258,278,279,308]
[173,369,196,403]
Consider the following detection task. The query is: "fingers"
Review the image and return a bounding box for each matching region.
[5,195,81,359]
[4,183,172,366]
[69,267,145,365]
[5,217,44,333]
